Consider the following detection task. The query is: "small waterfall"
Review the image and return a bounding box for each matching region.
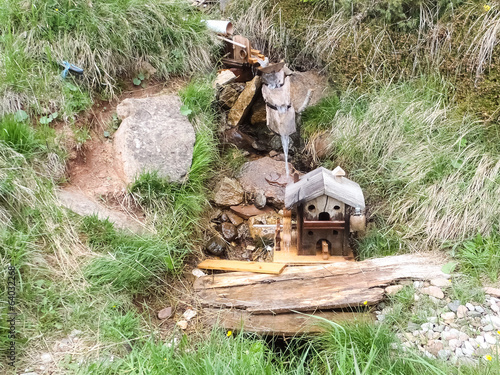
[280,134,290,179]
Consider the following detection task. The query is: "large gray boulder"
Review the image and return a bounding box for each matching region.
[114,95,195,184]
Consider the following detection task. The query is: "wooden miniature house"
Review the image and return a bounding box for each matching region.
[284,166,365,258]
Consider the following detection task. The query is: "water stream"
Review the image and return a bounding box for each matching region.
[280,134,290,179]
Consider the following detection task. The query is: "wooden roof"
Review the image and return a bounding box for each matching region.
[285,167,365,209]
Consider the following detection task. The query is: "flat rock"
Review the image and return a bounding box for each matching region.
[431,278,451,288]
[228,76,261,126]
[213,177,244,206]
[230,204,273,220]
[225,211,244,226]
[421,286,444,299]
[114,95,195,184]
[385,285,404,296]
[484,287,500,298]
[213,70,236,88]
[158,307,173,320]
[57,188,144,234]
[237,157,295,206]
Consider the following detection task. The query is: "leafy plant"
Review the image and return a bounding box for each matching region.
[39,112,58,125]
[453,233,500,282]
[133,72,146,87]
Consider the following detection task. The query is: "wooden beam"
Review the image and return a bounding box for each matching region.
[203,308,373,336]
[197,259,286,275]
[303,220,345,230]
[195,254,449,314]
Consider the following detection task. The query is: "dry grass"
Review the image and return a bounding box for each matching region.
[304,78,500,251]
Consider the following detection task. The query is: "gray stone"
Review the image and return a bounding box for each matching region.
[57,189,145,234]
[448,339,462,350]
[214,177,244,206]
[114,95,195,184]
[205,236,226,256]
[158,307,173,320]
[421,322,434,332]
[248,212,282,240]
[468,310,483,317]
[421,286,444,299]
[475,305,485,313]
[463,340,475,352]
[448,300,461,312]
[457,305,468,318]
[221,222,237,241]
[254,191,267,209]
[237,157,295,206]
[483,324,494,332]
[466,303,475,311]
[413,281,424,288]
[219,83,245,109]
[438,349,451,360]
[462,347,474,357]
[237,223,251,240]
[434,325,445,333]
[482,314,500,328]
[455,347,464,357]
[484,333,497,345]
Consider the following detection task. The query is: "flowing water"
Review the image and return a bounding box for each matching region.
[280,134,290,179]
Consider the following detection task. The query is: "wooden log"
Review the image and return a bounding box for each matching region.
[197,259,286,275]
[194,254,448,314]
[203,308,373,336]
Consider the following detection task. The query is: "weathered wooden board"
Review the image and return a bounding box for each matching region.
[194,254,447,314]
[203,308,373,336]
[197,259,286,275]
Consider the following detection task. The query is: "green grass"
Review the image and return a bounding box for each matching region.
[0,0,217,116]
[302,76,500,256]
[83,76,219,294]
[452,232,500,283]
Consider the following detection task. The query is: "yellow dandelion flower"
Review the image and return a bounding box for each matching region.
[164,358,167,361]
[484,4,491,12]
[55,8,58,11]
[363,301,368,305]
[227,330,232,337]
[485,354,492,361]
[497,330,500,335]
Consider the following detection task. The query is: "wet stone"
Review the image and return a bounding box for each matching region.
[206,236,226,256]
[221,222,237,241]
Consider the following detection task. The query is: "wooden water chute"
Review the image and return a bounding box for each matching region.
[285,166,366,258]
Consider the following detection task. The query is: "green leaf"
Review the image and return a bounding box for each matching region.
[103,131,110,138]
[138,72,145,81]
[459,138,467,147]
[442,261,457,274]
[180,105,192,116]
[14,109,28,123]
[133,78,141,86]
[451,159,463,169]
[165,256,174,270]
[39,116,50,124]
[50,111,58,120]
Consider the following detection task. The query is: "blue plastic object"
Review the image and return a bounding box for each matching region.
[60,61,84,78]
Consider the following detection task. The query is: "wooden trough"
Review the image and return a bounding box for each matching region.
[195,254,448,335]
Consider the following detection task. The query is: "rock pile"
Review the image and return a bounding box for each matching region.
[376,281,500,365]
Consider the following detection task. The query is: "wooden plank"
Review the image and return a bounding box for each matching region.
[197,259,286,275]
[194,254,448,313]
[203,308,373,336]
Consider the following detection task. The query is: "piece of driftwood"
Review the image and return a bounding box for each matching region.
[203,308,373,336]
[194,254,448,314]
[197,259,286,275]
